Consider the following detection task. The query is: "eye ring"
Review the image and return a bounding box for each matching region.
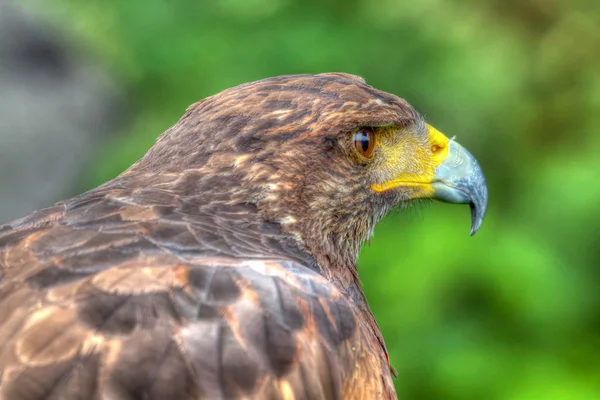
[353,127,375,159]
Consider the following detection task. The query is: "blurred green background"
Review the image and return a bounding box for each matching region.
[15,0,600,398]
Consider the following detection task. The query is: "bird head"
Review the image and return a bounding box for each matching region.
[133,73,487,273]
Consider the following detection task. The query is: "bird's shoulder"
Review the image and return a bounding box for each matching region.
[0,188,394,399]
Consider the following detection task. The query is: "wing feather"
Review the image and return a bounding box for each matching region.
[0,193,393,400]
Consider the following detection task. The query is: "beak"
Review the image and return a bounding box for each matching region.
[431,140,488,235]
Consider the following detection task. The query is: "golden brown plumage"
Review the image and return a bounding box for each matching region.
[0,73,487,399]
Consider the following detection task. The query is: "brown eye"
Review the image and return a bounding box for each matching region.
[353,128,375,159]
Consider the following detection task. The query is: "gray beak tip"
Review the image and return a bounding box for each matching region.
[469,177,488,236]
[433,140,488,236]
[469,203,482,236]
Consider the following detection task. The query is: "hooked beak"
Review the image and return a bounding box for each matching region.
[431,139,488,235]
[370,123,488,235]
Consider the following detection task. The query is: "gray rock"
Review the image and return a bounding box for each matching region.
[0,0,123,223]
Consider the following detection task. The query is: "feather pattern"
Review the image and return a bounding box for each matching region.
[0,73,425,399]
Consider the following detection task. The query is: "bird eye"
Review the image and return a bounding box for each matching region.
[353,128,375,159]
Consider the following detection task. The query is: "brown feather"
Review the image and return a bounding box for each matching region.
[0,73,425,399]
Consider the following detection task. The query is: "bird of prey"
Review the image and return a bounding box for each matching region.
[0,73,487,400]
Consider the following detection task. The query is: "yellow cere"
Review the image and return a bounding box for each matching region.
[426,123,450,165]
[371,124,450,194]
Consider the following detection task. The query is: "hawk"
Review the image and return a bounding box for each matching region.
[0,73,487,399]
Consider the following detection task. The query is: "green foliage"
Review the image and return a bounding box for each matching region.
[36,0,600,397]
